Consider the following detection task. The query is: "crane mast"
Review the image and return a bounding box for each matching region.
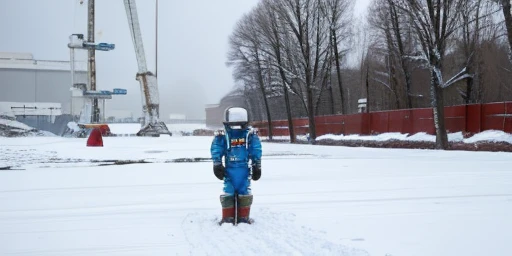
[124,0,171,136]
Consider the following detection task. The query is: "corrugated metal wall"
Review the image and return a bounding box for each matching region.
[0,69,87,114]
[253,102,512,137]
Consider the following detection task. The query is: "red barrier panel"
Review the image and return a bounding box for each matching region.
[387,111,401,133]
[465,104,482,134]
[444,105,466,133]
[253,102,512,138]
[315,115,344,136]
[344,113,369,135]
[410,108,435,134]
[482,102,506,131]
[506,103,512,133]
[370,112,389,134]
[292,118,309,127]
[390,110,413,134]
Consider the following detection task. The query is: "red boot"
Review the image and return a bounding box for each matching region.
[237,194,253,224]
[219,195,235,224]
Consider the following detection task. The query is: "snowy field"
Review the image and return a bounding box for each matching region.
[1,124,512,256]
[107,123,210,136]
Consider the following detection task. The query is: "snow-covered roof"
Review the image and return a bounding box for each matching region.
[0,52,87,72]
[205,104,220,109]
[0,118,34,131]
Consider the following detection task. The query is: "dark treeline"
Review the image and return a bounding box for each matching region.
[226,0,512,148]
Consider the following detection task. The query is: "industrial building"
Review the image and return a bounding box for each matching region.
[205,90,246,128]
[0,52,87,114]
[0,52,87,135]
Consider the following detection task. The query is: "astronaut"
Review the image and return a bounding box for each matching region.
[210,107,262,224]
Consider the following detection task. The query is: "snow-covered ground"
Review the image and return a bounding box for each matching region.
[1,124,512,256]
[108,123,209,136]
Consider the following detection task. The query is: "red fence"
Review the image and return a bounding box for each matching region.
[253,102,512,137]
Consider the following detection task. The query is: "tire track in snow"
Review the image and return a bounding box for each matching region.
[181,208,369,256]
[2,243,176,256]
[261,193,512,206]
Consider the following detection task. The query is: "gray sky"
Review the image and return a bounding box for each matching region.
[1,0,370,119]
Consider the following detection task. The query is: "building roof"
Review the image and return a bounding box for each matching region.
[0,52,87,72]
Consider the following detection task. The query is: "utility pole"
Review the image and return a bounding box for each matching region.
[88,0,99,123]
[155,0,158,78]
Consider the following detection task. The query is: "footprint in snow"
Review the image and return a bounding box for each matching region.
[181,208,369,256]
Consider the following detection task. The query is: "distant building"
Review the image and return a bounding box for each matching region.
[169,113,186,120]
[205,90,246,128]
[0,52,87,114]
[105,109,135,122]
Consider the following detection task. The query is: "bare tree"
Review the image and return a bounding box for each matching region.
[255,0,297,142]
[366,0,405,109]
[274,0,332,142]
[351,17,371,112]
[497,0,512,61]
[224,0,512,143]
[367,0,417,109]
[393,0,471,149]
[321,0,354,114]
[454,0,502,103]
[227,12,274,140]
[388,0,414,108]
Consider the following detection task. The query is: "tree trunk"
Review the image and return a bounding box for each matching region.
[465,76,474,104]
[389,1,413,108]
[502,0,512,62]
[331,29,345,114]
[384,28,401,109]
[328,85,335,114]
[283,84,295,142]
[255,52,273,140]
[465,52,476,104]
[431,69,448,149]
[365,62,370,113]
[271,17,295,143]
[306,67,317,143]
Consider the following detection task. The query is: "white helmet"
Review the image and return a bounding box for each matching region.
[223,107,248,128]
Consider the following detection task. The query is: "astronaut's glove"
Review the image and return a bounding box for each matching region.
[213,163,225,180]
[251,163,261,181]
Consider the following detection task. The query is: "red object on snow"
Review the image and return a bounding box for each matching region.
[81,124,111,136]
[87,128,104,147]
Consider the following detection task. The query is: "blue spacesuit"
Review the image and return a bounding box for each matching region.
[211,107,262,224]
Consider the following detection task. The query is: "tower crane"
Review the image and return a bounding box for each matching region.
[124,0,171,136]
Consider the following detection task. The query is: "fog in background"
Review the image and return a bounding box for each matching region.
[0,0,370,120]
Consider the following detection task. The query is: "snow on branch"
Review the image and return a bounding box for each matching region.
[408,93,424,97]
[404,54,428,63]
[371,77,393,92]
[374,70,391,79]
[441,67,474,89]
[456,87,468,99]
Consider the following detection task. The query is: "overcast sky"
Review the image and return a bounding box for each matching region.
[1,0,370,119]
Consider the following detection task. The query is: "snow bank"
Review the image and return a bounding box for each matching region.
[0,118,57,137]
[0,118,34,131]
[292,130,510,144]
[67,121,81,132]
[463,130,512,144]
